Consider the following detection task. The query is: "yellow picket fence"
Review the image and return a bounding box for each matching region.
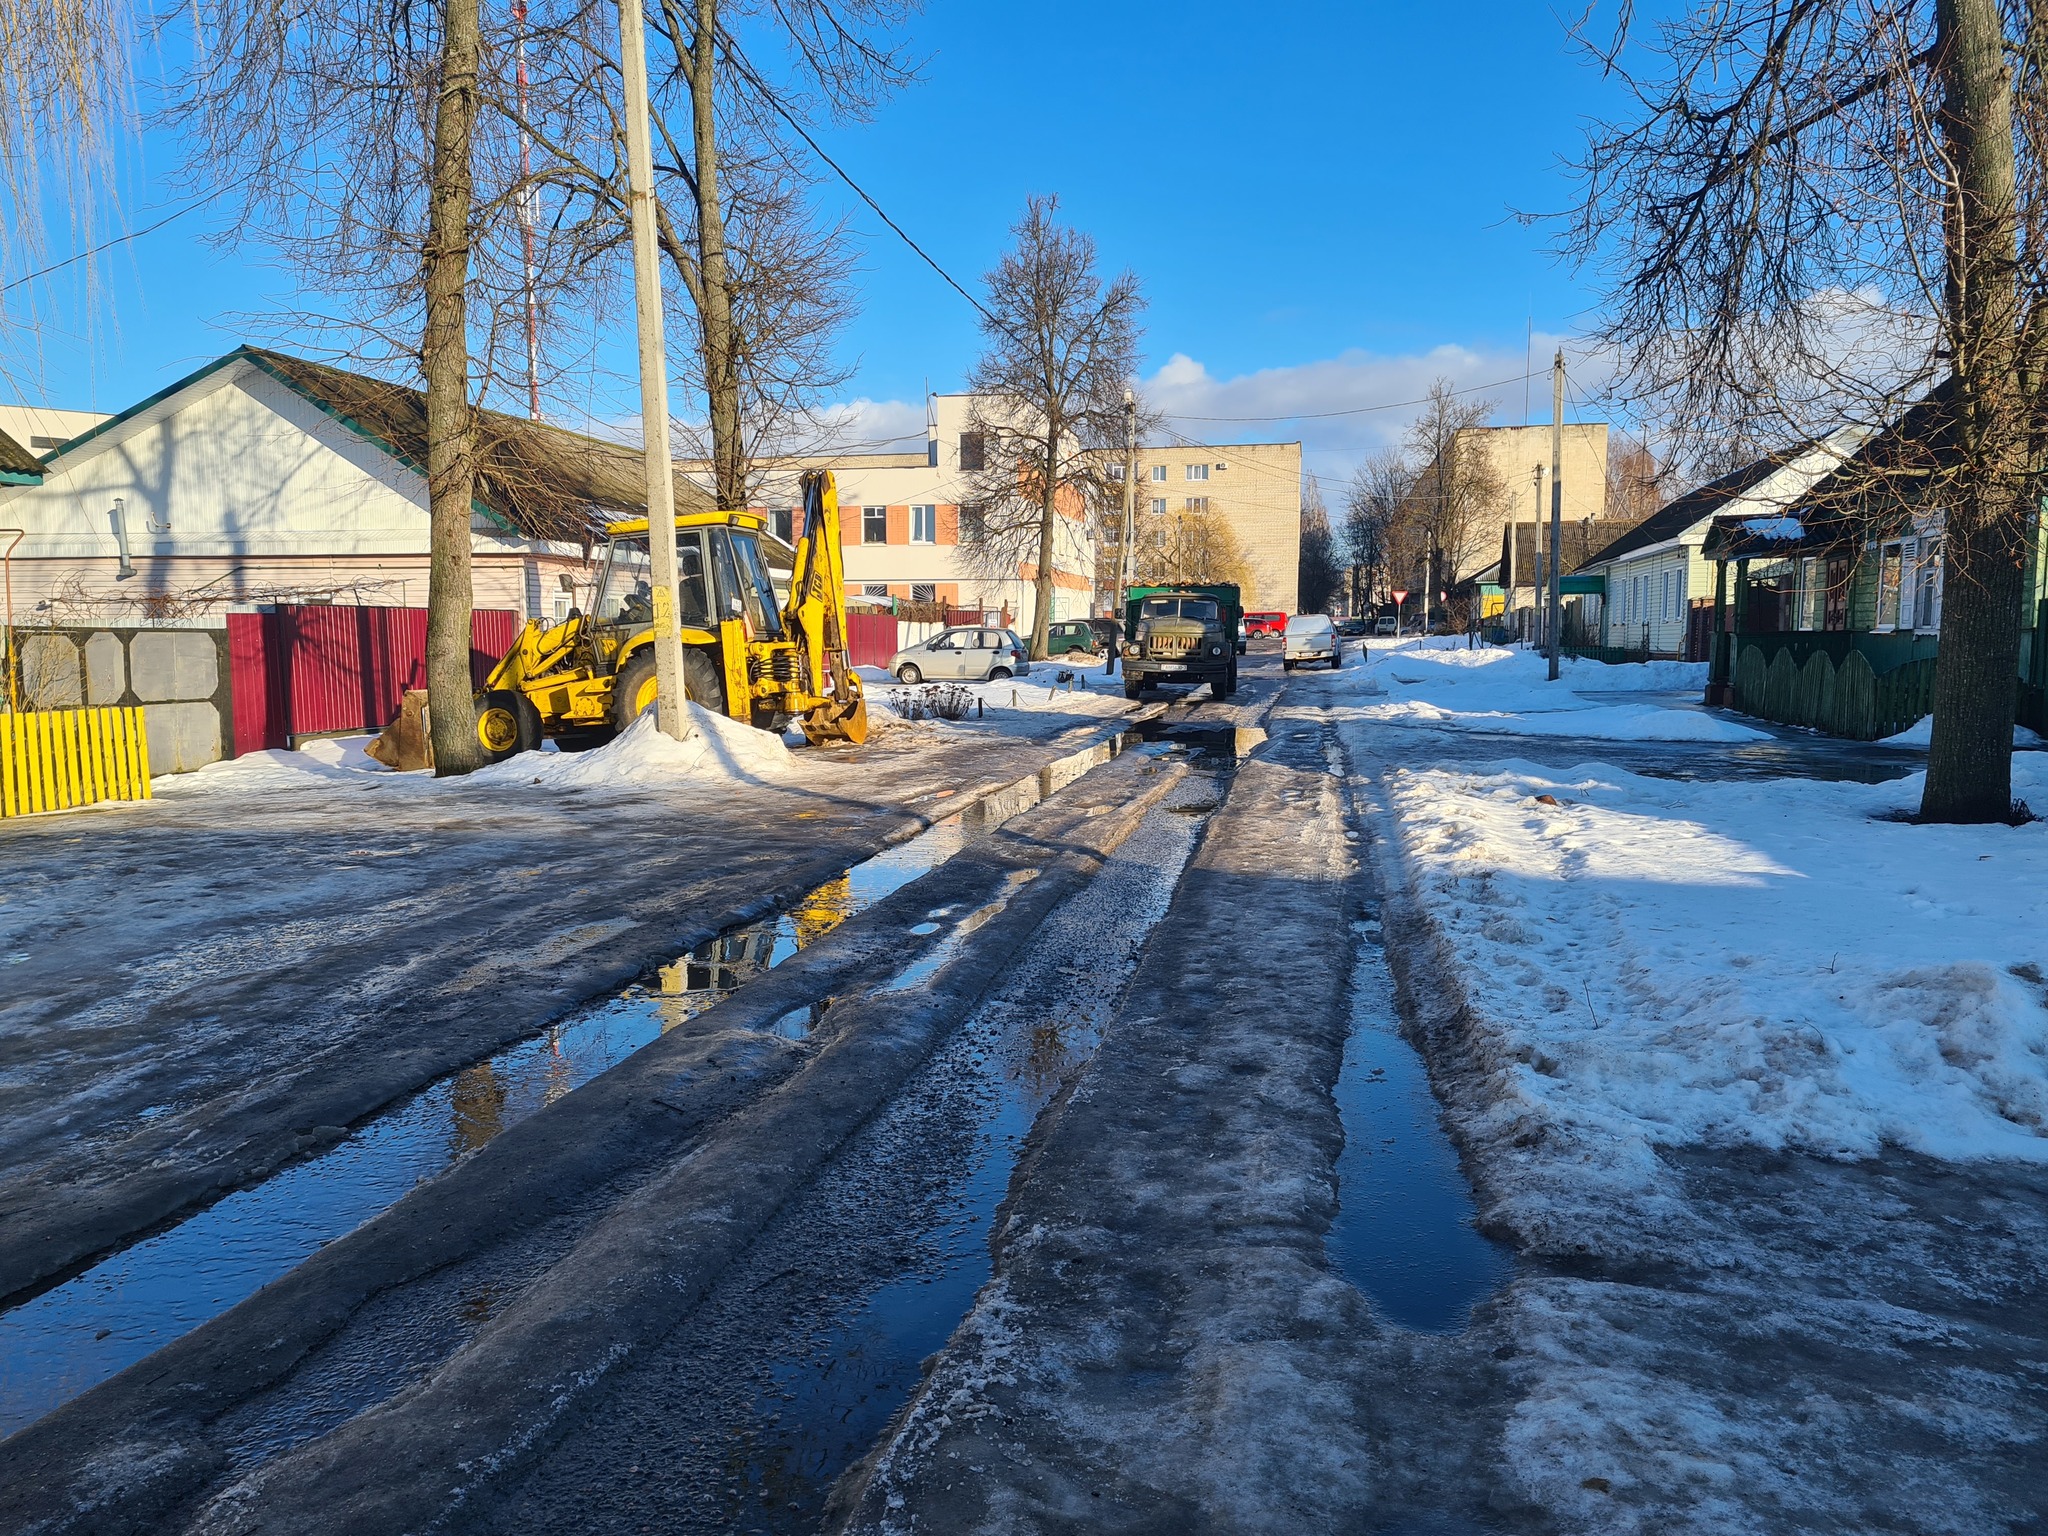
[0,707,153,818]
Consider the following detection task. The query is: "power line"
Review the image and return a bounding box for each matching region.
[1162,368,1545,424]
[1,181,242,295]
[715,32,1004,335]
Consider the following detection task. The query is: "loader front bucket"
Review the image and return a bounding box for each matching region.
[802,692,869,746]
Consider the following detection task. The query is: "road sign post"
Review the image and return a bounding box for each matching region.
[1391,588,1410,639]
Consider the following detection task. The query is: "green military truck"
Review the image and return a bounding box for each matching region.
[1119,583,1242,701]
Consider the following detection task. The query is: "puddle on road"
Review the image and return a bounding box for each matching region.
[0,730,1149,1443]
[502,797,1221,1536]
[1329,916,1512,1332]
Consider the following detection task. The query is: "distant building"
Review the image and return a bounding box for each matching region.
[742,393,1098,632]
[1099,439,1303,613]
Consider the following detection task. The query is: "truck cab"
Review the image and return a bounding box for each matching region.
[1119,584,1242,702]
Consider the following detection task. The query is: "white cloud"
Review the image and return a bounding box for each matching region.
[1142,336,1614,481]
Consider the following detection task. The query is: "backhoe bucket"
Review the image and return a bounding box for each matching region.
[802,692,869,746]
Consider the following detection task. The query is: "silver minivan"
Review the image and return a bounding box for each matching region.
[889,627,1033,683]
[1283,613,1341,670]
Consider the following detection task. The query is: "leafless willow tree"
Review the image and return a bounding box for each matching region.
[960,196,1144,659]
[0,0,127,256]
[1568,0,2043,822]
[1344,446,1409,614]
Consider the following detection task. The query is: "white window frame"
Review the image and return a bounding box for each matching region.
[1150,465,1167,483]
[1185,463,1209,482]
[1151,497,1168,516]
[910,504,936,544]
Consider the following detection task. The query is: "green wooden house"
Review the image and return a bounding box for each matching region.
[1699,387,2048,740]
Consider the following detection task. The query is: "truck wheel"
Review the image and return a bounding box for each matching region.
[1124,680,1144,700]
[475,689,543,762]
[1211,672,1232,701]
[611,646,725,733]
[1283,659,1296,672]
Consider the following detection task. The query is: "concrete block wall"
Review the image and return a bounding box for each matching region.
[7,626,233,774]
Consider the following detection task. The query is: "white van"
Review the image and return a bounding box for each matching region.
[1283,613,1340,670]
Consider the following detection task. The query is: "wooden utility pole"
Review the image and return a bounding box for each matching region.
[617,0,689,740]
[1547,348,1564,681]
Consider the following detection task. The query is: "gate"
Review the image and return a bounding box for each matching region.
[228,604,521,753]
[843,611,899,671]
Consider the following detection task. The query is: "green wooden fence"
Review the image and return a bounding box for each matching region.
[1732,643,1938,740]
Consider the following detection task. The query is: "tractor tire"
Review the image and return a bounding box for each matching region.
[896,663,923,684]
[475,689,543,762]
[611,646,725,734]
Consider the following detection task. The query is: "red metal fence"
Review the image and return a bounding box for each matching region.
[228,604,521,754]
[843,611,899,671]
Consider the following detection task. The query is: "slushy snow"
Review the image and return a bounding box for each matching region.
[1338,640,1765,743]
[1377,752,2048,1250]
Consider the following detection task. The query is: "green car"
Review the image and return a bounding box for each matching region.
[1045,620,1102,656]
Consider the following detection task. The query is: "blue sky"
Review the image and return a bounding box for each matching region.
[0,0,1631,478]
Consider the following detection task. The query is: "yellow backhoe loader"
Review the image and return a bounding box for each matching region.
[380,468,868,767]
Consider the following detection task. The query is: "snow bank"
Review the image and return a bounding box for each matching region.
[158,704,789,801]
[1336,643,1760,743]
[1879,716,2046,749]
[1379,754,2048,1244]
[475,704,790,787]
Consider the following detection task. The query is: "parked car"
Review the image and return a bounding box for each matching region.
[1086,616,1123,649]
[1373,615,1399,636]
[889,627,1033,683]
[1335,616,1370,638]
[1045,620,1101,656]
[1283,613,1341,670]
[1245,610,1287,637]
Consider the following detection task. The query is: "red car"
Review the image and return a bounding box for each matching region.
[1245,611,1287,637]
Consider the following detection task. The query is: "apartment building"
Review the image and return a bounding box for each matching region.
[1100,439,1303,613]
[750,393,1097,631]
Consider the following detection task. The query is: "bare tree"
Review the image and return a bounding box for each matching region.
[1604,429,1662,528]
[1129,500,1253,590]
[1344,447,1409,613]
[1397,380,1506,589]
[172,0,613,772]
[960,196,1144,659]
[1567,0,2042,822]
[508,1,911,506]
[1298,473,1341,613]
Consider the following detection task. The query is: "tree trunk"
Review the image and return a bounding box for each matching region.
[1923,0,2026,822]
[422,0,483,776]
[688,0,742,510]
[1029,428,1058,660]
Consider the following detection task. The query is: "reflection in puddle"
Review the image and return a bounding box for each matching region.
[0,730,1152,1442]
[1328,918,1512,1332]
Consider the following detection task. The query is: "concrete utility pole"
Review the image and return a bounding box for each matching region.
[616,0,689,740]
[1547,348,1564,682]
[1120,389,1137,600]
